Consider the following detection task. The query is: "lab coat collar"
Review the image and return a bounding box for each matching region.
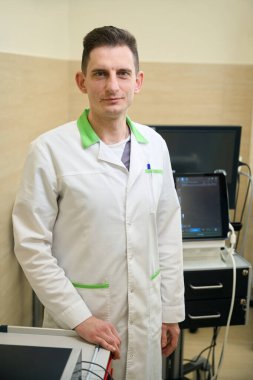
[126,116,149,145]
[77,109,100,147]
[77,109,149,148]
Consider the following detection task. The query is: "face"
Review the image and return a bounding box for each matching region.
[76,45,143,121]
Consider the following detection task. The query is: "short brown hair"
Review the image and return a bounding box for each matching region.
[81,26,139,73]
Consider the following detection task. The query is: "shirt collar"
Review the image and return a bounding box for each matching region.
[77,109,149,149]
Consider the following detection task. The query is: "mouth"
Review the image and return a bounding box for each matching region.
[100,97,124,102]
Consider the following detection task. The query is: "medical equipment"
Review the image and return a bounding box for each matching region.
[152,125,241,209]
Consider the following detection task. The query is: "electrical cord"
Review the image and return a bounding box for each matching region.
[183,328,220,365]
[183,326,221,380]
[238,161,252,175]
[73,359,114,380]
[183,224,237,380]
[210,223,237,380]
[82,361,114,380]
[205,327,220,379]
[233,172,240,222]
[81,368,104,379]
[236,170,253,255]
[238,163,251,223]
[234,162,251,250]
[233,161,251,221]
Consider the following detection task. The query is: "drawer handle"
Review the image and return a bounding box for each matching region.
[188,313,221,320]
[189,283,223,290]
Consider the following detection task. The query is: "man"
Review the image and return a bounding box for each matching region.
[12,26,185,379]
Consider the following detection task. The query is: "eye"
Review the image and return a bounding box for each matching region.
[118,70,131,78]
[93,70,107,78]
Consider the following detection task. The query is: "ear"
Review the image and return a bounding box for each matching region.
[134,71,144,94]
[75,71,87,94]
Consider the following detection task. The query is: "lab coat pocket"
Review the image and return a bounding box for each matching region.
[149,271,162,337]
[72,281,110,321]
[145,169,163,214]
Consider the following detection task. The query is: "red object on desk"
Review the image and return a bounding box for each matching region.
[104,353,113,379]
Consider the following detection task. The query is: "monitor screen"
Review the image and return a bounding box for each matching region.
[0,345,82,380]
[174,173,229,241]
[152,126,241,208]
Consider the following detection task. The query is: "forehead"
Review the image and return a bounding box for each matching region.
[87,45,136,71]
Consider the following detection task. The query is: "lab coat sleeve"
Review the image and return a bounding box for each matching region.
[12,141,92,329]
[157,139,185,323]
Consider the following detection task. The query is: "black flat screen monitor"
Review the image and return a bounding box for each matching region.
[0,345,81,380]
[174,173,229,242]
[152,126,241,208]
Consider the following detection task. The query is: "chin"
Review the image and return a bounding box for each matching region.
[104,106,128,117]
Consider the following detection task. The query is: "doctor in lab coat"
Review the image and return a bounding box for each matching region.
[12,26,185,380]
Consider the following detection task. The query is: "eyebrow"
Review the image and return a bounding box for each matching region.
[91,68,133,74]
[117,68,132,73]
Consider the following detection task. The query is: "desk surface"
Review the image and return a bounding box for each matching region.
[183,251,251,271]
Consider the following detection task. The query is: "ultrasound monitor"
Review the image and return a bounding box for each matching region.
[174,173,229,249]
[152,126,241,209]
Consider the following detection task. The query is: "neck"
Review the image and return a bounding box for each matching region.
[88,111,130,144]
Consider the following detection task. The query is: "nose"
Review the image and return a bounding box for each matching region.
[106,72,120,93]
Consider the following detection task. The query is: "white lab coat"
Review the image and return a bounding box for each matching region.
[12,111,185,380]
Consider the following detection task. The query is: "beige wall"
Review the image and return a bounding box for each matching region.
[1,0,253,63]
[0,53,69,325]
[0,0,69,59]
[1,1,253,326]
[69,0,253,64]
